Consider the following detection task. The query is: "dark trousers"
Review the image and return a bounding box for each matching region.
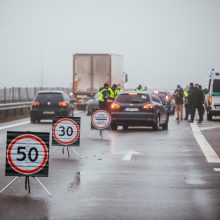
[184,103,189,119]
[191,104,204,122]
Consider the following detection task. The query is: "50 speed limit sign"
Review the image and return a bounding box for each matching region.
[91,110,111,130]
[52,117,80,146]
[6,131,50,177]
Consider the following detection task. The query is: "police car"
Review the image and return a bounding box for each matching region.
[204,70,220,120]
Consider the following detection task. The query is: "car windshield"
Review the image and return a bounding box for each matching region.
[116,94,150,103]
[213,79,220,93]
[36,93,63,103]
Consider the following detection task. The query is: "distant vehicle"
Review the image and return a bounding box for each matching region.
[154,90,175,115]
[30,91,74,123]
[204,70,220,120]
[72,53,127,109]
[86,92,99,115]
[109,91,169,131]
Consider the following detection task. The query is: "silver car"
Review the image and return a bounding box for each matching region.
[86,92,99,115]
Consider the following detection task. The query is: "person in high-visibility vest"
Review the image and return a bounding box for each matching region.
[136,84,144,92]
[183,87,189,120]
[116,84,123,96]
[98,83,110,110]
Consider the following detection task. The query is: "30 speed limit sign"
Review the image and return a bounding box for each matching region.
[91,110,111,130]
[52,117,80,146]
[6,131,50,177]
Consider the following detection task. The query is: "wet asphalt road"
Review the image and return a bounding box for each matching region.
[1,113,220,220]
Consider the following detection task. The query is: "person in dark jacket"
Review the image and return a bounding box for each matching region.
[188,82,196,122]
[191,84,204,123]
[174,84,184,120]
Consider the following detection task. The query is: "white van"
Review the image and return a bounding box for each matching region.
[204,70,220,120]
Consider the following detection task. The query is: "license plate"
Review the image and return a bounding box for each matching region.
[215,106,220,110]
[124,108,139,111]
[43,111,55,115]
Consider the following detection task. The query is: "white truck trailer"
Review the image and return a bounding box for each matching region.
[72,53,126,109]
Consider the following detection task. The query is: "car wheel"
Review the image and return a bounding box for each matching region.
[152,115,160,131]
[207,112,212,121]
[30,116,35,124]
[111,122,117,131]
[123,125,128,130]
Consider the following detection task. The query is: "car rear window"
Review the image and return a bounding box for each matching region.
[115,94,150,103]
[213,80,220,93]
[35,93,64,103]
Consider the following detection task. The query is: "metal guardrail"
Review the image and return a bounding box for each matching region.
[0,102,32,111]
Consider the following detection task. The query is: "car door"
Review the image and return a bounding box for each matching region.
[152,94,166,123]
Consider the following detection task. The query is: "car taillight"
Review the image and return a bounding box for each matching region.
[165,95,169,101]
[143,105,155,110]
[208,96,212,105]
[32,101,40,107]
[58,101,68,107]
[110,103,121,110]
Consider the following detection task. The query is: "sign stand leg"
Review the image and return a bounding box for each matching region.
[50,146,60,155]
[33,177,52,197]
[100,130,103,139]
[25,176,31,194]
[72,148,82,159]
[0,177,19,195]
[67,146,70,158]
[88,130,96,138]
[103,130,110,138]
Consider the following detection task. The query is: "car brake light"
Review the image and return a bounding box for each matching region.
[32,101,40,107]
[58,101,68,107]
[143,105,155,109]
[165,95,169,101]
[110,103,121,110]
[208,96,212,105]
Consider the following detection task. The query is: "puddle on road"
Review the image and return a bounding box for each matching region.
[69,171,81,189]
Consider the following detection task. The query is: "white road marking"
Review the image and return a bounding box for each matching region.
[0,120,30,131]
[200,125,220,131]
[190,122,220,163]
[214,168,220,172]
[123,150,141,161]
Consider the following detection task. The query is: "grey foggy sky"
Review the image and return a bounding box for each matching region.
[0,0,220,89]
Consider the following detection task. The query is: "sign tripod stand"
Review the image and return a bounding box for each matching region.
[0,175,51,196]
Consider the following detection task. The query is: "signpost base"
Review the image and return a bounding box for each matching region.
[89,130,110,139]
[50,146,82,159]
[0,176,51,197]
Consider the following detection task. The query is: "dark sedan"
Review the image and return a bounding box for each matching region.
[30,91,74,123]
[109,91,169,130]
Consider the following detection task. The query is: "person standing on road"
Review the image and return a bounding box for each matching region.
[136,84,144,92]
[98,83,110,110]
[183,86,189,120]
[188,83,196,122]
[191,84,205,123]
[174,84,184,120]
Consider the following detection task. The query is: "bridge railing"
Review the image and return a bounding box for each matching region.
[0,87,71,122]
[0,87,72,103]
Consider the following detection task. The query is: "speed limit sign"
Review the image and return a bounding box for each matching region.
[52,117,80,146]
[91,110,111,130]
[6,131,50,177]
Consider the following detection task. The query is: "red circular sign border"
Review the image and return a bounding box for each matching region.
[7,134,48,175]
[53,118,80,145]
[91,110,111,129]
